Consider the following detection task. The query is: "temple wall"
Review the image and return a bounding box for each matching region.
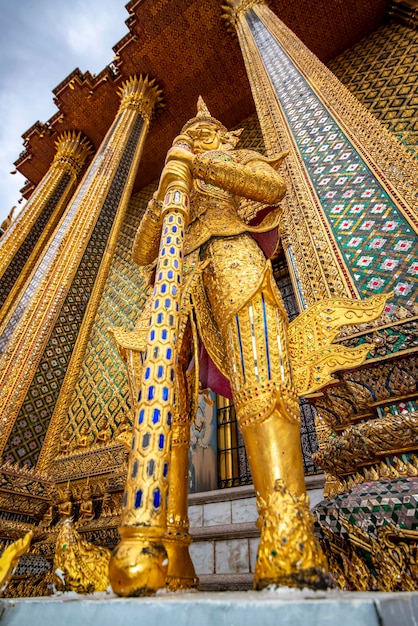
[6,22,417,472]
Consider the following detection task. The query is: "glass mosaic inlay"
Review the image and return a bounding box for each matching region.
[2,115,144,467]
[0,171,72,310]
[0,114,122,354]
[247,12,417,317]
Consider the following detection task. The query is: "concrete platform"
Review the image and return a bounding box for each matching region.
[1,589,418,626]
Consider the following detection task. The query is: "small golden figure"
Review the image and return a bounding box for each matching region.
[39,505,54,529]
[100,491,115,519]
[75,422,92,449]
[59,429,72,454]
[115,412,133,451]
[96,415,111,444]
[78,483,95,525]
[58,485,73,521]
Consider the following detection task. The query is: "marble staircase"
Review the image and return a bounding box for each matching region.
[188,475,325,590]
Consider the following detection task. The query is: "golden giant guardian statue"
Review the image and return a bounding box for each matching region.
[109,98,386,595]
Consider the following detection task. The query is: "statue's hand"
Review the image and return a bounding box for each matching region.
[165,145,194,166]
[156,157,193,202]
[155,134,194,202]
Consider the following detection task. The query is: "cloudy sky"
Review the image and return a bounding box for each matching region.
[0,0,130,226]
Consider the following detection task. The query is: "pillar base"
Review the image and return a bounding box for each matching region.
[109,526,167,597]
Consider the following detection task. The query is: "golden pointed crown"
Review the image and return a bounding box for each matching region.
[181,96,227,134]
[181,96,243,148]
[196,96,213,119]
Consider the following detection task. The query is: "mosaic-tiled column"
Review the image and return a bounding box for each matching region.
[0,75,163,468]
[0,132,93,320]
[223,0,418,315]
[223,2,418,590]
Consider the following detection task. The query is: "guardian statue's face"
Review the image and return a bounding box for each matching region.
[186,122,224,154]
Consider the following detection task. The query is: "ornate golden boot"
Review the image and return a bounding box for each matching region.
[254,478,329,589]
[237,391,330,590]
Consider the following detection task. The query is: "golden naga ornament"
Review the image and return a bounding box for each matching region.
[319,518,418,592]
[53,519,111,593]
[288,293,388,396]
[110,97,387,596]
[0,531,33,593]
[314,410,418,478]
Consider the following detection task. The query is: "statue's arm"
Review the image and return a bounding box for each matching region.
[132,193,163,266]
[192,153,286,204]
[132,143,192,266]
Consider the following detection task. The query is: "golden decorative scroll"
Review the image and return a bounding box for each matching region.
[0,531,33,594]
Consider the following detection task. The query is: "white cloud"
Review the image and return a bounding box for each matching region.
[0,0,128,227]
[65,0,126,58]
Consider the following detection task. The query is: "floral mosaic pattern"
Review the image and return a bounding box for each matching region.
[329,23,418,160]
[247,12,417,317]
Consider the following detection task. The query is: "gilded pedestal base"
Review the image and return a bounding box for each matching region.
[109,526,168,596]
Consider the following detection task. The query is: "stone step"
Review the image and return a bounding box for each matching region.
[199,573,254,591]
[2,589,416,626]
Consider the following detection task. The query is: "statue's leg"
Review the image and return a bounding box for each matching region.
[164,323,199,590]
[202,235,330,589]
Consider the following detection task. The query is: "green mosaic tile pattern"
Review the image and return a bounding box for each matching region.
[339,317,418,362]
[66,188,153,439]
[247,12,417,316]
[376,399,418,418]
[314,477,418,540]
